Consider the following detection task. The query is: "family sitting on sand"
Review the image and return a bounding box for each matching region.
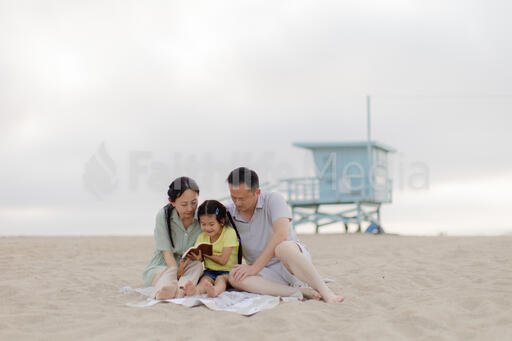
[142,167,344,303]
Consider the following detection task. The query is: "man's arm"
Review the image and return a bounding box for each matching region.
[231,217,289,281]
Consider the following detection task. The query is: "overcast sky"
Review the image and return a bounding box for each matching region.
[1,0,511,236]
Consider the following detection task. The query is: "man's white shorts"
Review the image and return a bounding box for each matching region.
[258,241,312,288]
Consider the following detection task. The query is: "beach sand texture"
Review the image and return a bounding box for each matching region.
[1,234,511,340]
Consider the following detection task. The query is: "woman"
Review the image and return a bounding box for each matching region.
[142,177,203,299]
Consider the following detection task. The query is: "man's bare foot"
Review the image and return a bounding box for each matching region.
[184,280,197,296]
[155,281,178,300]
[299,287,321,300]
[204,281,218,298]
[323,294,344,303]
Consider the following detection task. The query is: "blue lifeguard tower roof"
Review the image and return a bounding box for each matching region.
[293,141,396,153]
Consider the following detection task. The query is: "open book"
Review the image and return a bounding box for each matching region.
[181,242,213,259]
[177,243,213,279]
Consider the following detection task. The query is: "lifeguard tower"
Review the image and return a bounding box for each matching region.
[282,97,395,233]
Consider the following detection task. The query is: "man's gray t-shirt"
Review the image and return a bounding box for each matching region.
[227,191,298,267]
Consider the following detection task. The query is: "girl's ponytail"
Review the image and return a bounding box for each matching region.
[227,211,243,264]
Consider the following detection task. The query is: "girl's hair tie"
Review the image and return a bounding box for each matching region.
[215,208,219,215]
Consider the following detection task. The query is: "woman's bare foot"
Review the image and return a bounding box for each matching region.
[176,287,185,298]
[299,287,321,300]
[323,293,344,303]
[155,281,178,300]
[184,280,197,296]
[204,281,218,298]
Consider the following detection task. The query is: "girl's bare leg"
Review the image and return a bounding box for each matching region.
[275,241,344,303]
[228,273,320,300]
[205,275,228,298]
[184,277,211,296]
[177,260,204,297]
[184,280,196,296]
[196,277,212,295]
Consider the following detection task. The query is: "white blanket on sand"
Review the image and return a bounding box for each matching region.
[120,286,303,316]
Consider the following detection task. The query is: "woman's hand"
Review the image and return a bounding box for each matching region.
[162,250,178,268]
[186,249,202,261]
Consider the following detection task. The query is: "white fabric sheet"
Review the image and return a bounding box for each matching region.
[120,286,303,316]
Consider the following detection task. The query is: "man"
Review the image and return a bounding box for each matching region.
[226,167,343,303]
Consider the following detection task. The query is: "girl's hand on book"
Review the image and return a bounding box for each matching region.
[187,250,202,261]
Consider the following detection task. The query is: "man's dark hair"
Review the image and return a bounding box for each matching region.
[226,167,259,192]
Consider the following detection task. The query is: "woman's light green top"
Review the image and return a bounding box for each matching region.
[142,207,202,286]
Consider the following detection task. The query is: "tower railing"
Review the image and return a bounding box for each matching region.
[281,177,320,203]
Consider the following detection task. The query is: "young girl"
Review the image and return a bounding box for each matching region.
[184,200,240,298]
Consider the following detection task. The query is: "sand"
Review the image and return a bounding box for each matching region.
[1,234,511,340]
